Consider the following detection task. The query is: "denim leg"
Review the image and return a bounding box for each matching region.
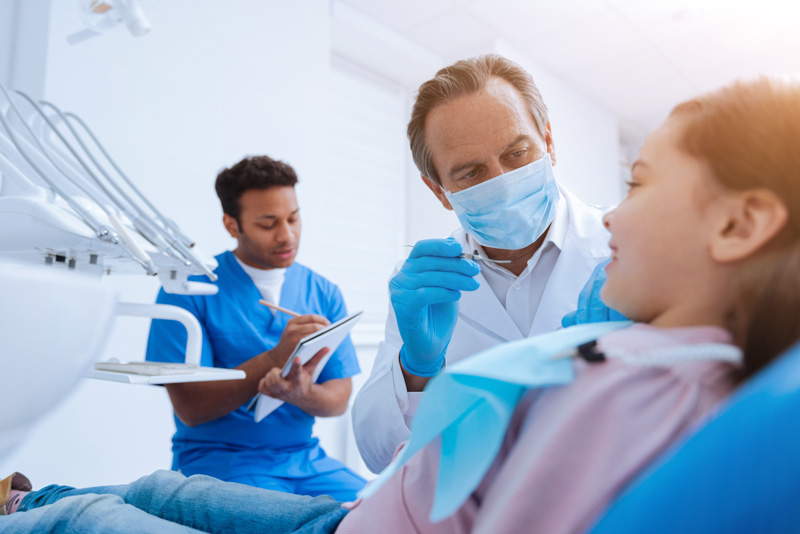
[222,473,294,494]
[19,481,129,511]
[20,470,348,534]
[121,470,348,534]
[3,493,206,534]
[293,468,367,501]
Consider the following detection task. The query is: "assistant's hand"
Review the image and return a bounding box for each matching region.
[390,238,481,376]
[267,314,331,368]
[258,348,330,405]
[562,258,627,327]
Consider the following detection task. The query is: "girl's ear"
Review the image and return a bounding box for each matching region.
[709,189,789,263]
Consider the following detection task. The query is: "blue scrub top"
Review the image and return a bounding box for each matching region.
[146,251,360,480]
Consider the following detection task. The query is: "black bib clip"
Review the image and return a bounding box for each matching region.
[577,340,606,363]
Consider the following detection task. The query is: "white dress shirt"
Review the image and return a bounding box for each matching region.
[471,192,568,337]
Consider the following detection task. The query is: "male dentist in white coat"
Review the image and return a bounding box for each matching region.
[353,54,612,473]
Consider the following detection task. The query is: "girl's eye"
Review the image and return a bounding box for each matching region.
[625,180,640,190]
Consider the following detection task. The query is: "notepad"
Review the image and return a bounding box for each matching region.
[251,310,363,422]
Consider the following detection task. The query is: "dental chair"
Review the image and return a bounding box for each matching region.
[589,339,800,533]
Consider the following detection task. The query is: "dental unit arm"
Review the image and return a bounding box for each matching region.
[0,81,244,455]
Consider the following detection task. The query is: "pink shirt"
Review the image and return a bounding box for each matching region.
[337,324,739,534]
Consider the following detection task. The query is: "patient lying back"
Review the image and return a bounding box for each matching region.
[338,324,739,534]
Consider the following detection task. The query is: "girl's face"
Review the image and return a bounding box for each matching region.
[601,117,732,327]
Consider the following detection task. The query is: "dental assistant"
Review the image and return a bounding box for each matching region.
[353,54,612,472]
[146,156,364,500]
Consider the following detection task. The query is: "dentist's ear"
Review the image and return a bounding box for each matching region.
[709,189,789,263]
[544,121,557,166]
[422,175,454,211]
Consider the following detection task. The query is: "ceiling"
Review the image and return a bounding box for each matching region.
[339,0,800,147]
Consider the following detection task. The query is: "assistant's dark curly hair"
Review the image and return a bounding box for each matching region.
[215,155,298,223]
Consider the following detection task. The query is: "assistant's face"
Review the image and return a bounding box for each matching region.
[224,186,301,270]
[423,77,556,206]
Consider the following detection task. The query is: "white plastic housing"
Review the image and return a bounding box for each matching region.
[0,262,117,458]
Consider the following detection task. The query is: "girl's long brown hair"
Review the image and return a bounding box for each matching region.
[671,77,800,378]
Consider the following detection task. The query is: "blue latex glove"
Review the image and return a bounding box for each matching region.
[390,238,481,376]
[562,258,627,327]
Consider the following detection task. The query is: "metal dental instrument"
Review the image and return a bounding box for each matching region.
[460,253,511,264]
[0,84,157,275]
[402,245,512,264]
[64,111,195,248]
[33,99,201,273]
[4,88,217,283]
[23,96,209,279]
[0,82,218,289]
[61,110,217,281]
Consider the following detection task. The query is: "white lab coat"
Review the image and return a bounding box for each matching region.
[352,185,612,473]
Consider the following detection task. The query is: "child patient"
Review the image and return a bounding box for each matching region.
[3,77,800,534]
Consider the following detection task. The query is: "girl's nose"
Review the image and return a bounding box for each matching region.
[602,209,614,230]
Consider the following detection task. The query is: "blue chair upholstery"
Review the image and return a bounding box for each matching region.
[589,340,800,534]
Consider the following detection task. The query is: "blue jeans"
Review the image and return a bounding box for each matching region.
[224,468,366,502]
[2,470,348,533]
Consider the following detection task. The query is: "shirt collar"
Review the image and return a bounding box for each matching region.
[232,254,287,284]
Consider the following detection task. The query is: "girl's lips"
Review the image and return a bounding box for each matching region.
[608,244,618,263]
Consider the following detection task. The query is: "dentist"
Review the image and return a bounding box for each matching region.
[353,54,612,472]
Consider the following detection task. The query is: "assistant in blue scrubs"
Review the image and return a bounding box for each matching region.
[145,155,365,501]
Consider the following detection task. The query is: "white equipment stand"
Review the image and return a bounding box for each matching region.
[87,302,246,385]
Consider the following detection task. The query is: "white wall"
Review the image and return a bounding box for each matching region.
[496,41,622,208]
[0,0,52,96]
[329,1,462,244]
[0,0,15,87]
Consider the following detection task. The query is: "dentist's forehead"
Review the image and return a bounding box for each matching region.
[426,78,541,176]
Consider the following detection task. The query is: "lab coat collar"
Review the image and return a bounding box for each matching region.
[466,191,569,283]
[527,186,612,334]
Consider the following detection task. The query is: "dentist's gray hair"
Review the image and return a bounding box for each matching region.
[407,54,549,185]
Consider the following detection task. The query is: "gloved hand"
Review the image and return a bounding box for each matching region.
[562,258,627,327]
[390,238,481,376]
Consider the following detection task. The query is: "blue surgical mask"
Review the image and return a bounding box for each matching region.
[443,154,560,250]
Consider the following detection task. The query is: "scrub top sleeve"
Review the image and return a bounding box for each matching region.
[316,283,361,383]
[145,289,215,368]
